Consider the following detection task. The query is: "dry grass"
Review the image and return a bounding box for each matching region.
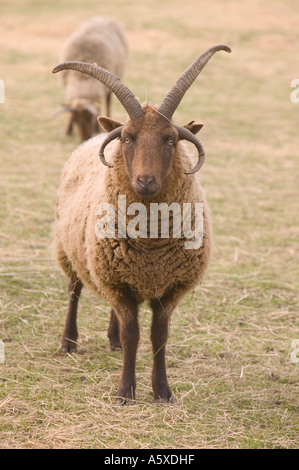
[0,0,298,449]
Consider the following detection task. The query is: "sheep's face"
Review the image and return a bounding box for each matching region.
[68,108,99,142]
[64,101,99,141]
[99,105,203,199]
[121,109,179,198]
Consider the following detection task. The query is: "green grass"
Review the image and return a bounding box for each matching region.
[0,0,298,449]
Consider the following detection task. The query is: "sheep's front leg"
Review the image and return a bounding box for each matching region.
[114,297,139,405]
[150,300,174,403]
[61,274,83,353]
[150,286,188,403]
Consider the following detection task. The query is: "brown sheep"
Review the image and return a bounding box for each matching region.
[56,17,127,141]
[52,44,231,404]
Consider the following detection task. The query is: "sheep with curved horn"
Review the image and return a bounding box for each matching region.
[54,17,128,141]
[53,44,231,404]
[54,44,230,172]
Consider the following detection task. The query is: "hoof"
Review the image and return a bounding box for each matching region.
[115,397,135,406]
[62,347,76,354]
[61,337,77,354]
[110,345,122,352]
[155,394,177,404]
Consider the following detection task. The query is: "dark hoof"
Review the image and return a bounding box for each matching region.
[110,345,122,352]
[115,397,135,406]
[61,338,77,354]
[155,394,177,404]
[109,336,122,351]
[62,347,76,354]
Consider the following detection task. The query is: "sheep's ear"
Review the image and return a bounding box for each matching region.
[182,121,203,135]
[97,116,124,133]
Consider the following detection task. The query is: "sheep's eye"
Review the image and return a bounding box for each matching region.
[124,137,131,144]
[168,139,174,146]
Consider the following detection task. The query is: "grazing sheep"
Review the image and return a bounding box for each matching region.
[57,16,128,141]
[53,44,231,404]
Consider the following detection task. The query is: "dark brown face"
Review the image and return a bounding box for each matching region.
[98,105,204,197]
[72,109,98,142]
[120,111,179,199]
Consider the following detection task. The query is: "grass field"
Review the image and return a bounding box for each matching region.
[0,0,298,449]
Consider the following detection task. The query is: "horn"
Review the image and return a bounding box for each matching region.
[50,104,73,120]
[156,45,231,121]
[82,103,100,117]
[52,61,144,121]
[174,125,205,174]
[53,61,145,167]
[99,126,123,168]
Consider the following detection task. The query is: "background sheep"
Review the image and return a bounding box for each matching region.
[53,45,231,404]
[56,16,128,141]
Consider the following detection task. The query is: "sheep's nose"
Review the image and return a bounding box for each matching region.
[137,176,154,190]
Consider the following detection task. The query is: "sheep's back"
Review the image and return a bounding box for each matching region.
[60,17,128,104]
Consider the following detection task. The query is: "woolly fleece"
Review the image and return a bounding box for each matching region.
[55,106,213,309]
[60,17,128,108]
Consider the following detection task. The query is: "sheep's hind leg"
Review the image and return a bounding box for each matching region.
[61,275,83,353]
[108,309,122,351]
